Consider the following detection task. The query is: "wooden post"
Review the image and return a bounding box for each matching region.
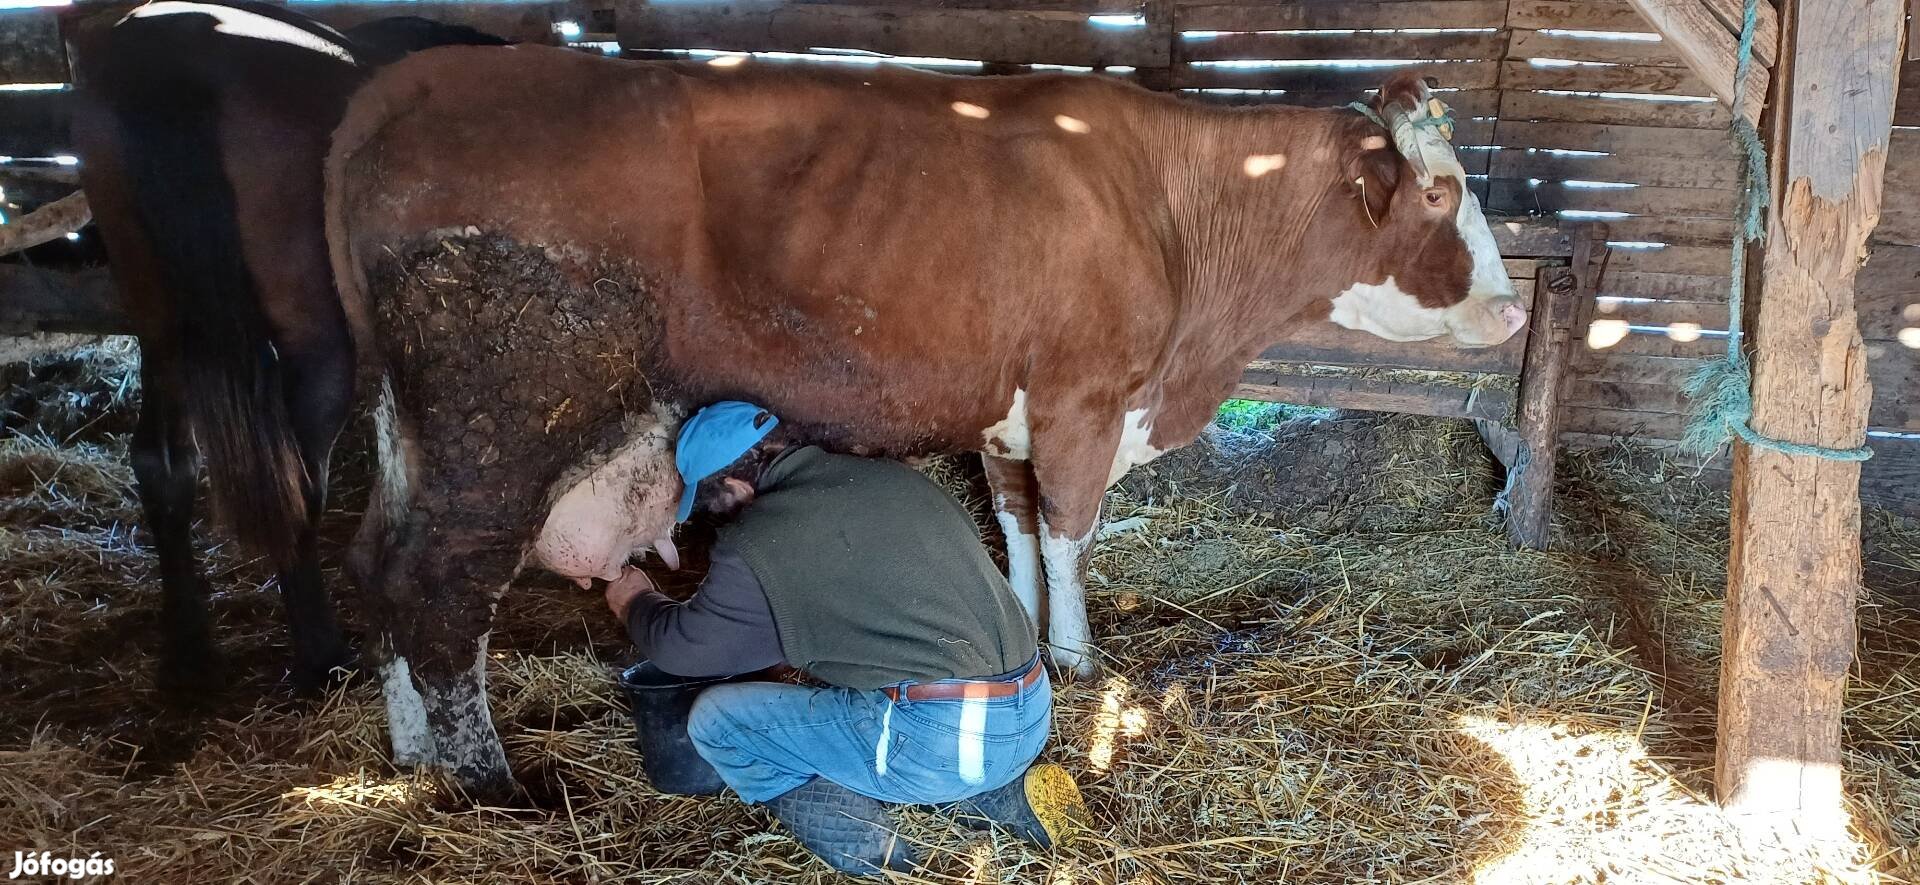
[1499,264,1578,548]
[1490,224,1603,549]
[1716,0,1899,830]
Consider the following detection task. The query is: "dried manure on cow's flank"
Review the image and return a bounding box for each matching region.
[367,232,665,535]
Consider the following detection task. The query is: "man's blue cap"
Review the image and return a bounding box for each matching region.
[675,401,779,522]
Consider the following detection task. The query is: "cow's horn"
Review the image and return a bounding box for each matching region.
[1382,100,1432,184]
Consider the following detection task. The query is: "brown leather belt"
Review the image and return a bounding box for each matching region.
[882,657,1044,703]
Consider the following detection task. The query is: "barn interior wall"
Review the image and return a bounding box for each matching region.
[1,0,1915,457]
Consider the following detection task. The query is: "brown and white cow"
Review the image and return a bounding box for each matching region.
[326,46,1523,791]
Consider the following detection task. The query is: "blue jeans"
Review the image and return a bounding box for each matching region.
[686,662,1052,805]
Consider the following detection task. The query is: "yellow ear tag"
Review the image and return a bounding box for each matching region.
[1426,98,1454,141]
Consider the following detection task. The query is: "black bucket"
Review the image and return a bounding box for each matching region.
[618,661,741,796]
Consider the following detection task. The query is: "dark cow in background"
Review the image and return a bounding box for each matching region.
[69,1,505,694]
[327,46,1525,792]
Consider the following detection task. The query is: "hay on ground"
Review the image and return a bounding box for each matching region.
[0,341,1916,884]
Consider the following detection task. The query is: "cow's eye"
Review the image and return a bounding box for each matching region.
[1423,189,1447,208]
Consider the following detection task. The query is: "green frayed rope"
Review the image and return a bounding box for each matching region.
[1681,0,1872,462]
[1346,100,1455,137]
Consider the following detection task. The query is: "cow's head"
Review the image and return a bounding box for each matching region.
[1328,75,1526,348]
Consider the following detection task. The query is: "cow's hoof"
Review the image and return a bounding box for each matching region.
[158,642,228,704]
[1046,645,1096,681]
[449,762,519,804]
[289,640,359,697]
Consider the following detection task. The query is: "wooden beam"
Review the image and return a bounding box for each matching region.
[617,0,1171,68]
[1258,321,1525,374]
[1698,0,1781,67]
[0,90,72,156]
[1179,1,1507,32]
[0,190,88,255]
[0,264,125,335]
[1623,0,1768,124]
[1233,369,1515,420]
[0,166,78,186]
[1716,0,1900,832]
[1487,217,1574,258]
[1502,259,1594,548]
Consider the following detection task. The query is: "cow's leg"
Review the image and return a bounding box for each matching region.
[1027,416,1125,678]
[364,494,513,795]
[347,410,444,770]
[982,455,1044,630]
[131,359,222,693]
[348,485,436,768]
[271,339,356,693]
[224,108,362,693]
[1036,516,1098,678]
[353,381,514,795]
[424,638,510,795]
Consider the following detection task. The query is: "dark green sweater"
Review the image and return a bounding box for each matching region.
[720,446,1036,689]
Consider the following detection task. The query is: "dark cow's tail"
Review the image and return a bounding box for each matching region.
[86,5,513,558]
[93,49,310,557]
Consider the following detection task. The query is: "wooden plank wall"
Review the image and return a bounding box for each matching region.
[1495,0,1749,442]
[1168,0,1914,444]
[2,0,1916,455]
[0,3,79,221]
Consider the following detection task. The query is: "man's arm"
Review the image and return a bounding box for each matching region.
[619,546,785,678]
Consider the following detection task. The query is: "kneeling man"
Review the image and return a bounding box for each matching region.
[606,401,1085,874]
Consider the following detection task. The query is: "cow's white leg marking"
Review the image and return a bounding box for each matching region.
[1039,523,1095,678]
[125,2,356,63]
[1108,408,1163,488]
[380,654,435,767]
[993,504,1043,628]
[981,388,1032,460]
[372,376,411,525]
[417,634,511,788]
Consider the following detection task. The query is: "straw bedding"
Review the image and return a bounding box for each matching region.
[1,339,1916,884]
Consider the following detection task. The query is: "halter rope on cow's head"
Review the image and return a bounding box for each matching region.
[1328,73,1526,348]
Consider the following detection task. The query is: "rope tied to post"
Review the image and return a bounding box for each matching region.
[1681,0,1873,462]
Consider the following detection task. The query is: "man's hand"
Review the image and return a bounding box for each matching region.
[605,567,656,623]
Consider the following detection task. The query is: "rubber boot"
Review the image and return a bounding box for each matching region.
[939,762,1089,849]
[763,778,918,876]
[618,661,735,796]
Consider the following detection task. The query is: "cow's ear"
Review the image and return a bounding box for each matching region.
[1374,72,1431,118]
[1345,142,1401,228]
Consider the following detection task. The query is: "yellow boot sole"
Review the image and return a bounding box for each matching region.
[1023,763,1091,848]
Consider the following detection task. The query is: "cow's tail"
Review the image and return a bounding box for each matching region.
[97,52,310,557]
[325,61,410,514]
